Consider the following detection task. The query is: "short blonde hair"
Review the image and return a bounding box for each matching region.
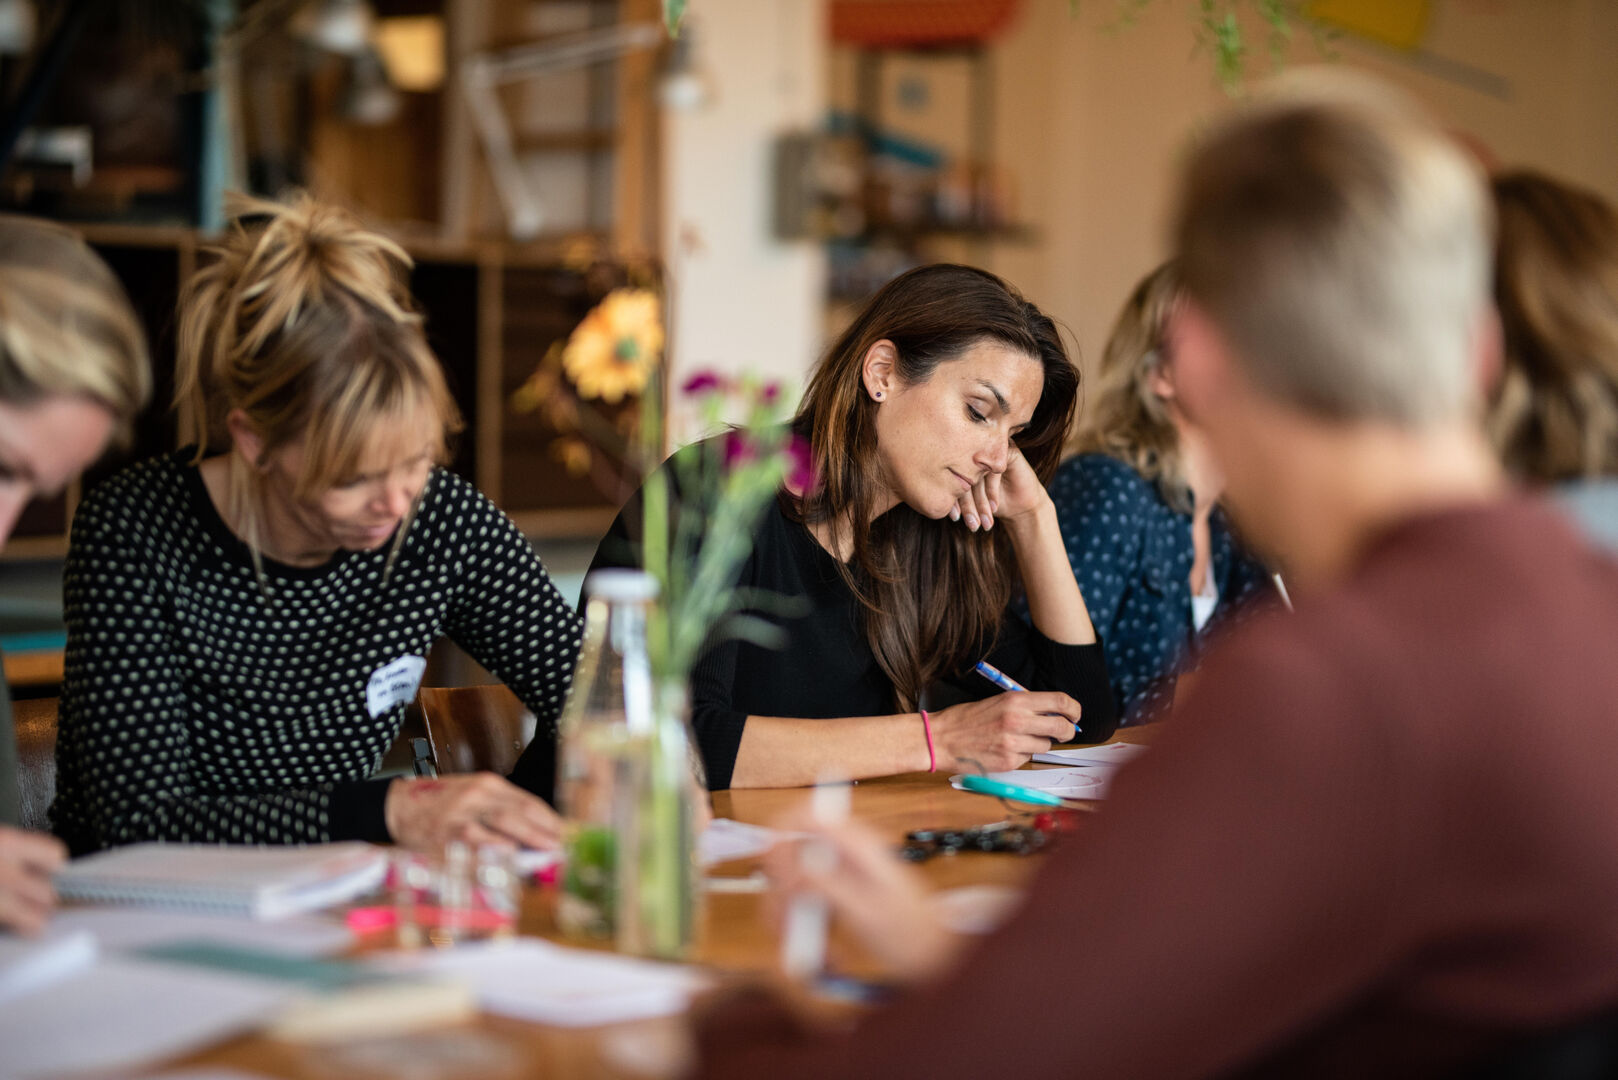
[1175,71,1492,427]
[174,192,463,576]
[1488,170,1618,483]
[0,214,150,436]
[1071,263,1191,512]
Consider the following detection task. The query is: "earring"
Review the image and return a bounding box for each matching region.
[874,391,884,400]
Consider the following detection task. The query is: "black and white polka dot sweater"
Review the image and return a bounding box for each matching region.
[52,450,584,855]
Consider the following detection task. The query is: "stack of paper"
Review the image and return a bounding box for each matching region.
[54,842,388,919]
[51,907,353,957]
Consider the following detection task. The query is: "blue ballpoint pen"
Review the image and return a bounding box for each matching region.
[975,660,1080,736]
[974,660,1028,693]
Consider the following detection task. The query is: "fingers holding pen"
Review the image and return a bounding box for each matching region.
[929,692,1082,772]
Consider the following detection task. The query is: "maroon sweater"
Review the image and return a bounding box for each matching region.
[699,500,1618,1079]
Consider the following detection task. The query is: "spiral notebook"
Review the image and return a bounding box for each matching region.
[55,842,388,920]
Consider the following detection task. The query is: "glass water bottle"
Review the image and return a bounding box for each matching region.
[554,569,658,941]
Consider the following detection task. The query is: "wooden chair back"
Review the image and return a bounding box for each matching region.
[412,685,535,776]
[13,697,58,832]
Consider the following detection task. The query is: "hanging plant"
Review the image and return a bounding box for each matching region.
[1070,0,1337,93]
[663,0,688,38]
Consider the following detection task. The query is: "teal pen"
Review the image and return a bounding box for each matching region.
[958,774,1067,807]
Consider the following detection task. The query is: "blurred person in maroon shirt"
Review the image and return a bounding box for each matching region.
[694,70,1618,1080]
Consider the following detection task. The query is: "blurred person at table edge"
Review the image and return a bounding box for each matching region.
[1487,169,1618,552]
[0,216,149,932]
[592,263,1116,790]
[698,71,1618,1078]
[1047,261,1274,724]
[50,194,583,858]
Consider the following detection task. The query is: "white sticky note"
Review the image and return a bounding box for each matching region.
[365,655,427,718]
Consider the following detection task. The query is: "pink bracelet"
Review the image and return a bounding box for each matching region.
[920,709,936,773]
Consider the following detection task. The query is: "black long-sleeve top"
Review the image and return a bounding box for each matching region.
[53,451,583,855]
[591,448,1117,790]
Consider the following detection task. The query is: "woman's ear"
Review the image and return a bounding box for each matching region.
[861,339,898,402]
[1146,354,1176,403]
[224,409,268,470]
[1145,361,1171,403]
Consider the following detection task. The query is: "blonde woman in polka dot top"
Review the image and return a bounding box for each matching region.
[51,194,584,856]
[1050,263,1275,724]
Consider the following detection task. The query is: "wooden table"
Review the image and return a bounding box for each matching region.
[164,730,1153,1079]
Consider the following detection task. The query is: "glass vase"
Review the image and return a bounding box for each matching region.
[615,678,705,960]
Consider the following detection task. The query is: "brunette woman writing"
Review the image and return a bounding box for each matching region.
[594,264,1115,789]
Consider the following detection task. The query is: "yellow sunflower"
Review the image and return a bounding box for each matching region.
[561,288,663,404]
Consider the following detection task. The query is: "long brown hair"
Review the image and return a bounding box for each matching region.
[788,264,1079,711]
[1071,263,1191,512]
[1488,170,1618,482]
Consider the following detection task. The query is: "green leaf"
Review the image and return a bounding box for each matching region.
[714,613,791,653]
[726,587,811,619]
[663,0,687,37]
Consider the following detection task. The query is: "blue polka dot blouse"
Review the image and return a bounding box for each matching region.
[1048,453,1273,725]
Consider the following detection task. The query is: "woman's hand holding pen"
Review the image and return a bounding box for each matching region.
[385,773,563,853]
[928,692,1081,772]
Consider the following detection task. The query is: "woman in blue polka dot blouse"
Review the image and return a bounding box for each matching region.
[1049,263,1276,724]
[52,194,585,855]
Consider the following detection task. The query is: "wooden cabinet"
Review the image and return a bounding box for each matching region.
[3,0,666,558]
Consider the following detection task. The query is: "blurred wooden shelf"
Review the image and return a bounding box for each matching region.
[3,650,63,688]
[6,0,664,561]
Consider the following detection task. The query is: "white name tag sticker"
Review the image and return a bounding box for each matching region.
[365,655,428,718]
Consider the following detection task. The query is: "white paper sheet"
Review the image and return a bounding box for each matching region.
[0,955,290,1078]
[369,938,709,1027]
[1031,743,1148,767]
[0,928,97,1006]
[700,819,807,866]
[49,907,354,958]
[514,819,804,880]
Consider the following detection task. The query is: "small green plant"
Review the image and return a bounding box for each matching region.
[663,0,687,37]
[1071,0,1337,93]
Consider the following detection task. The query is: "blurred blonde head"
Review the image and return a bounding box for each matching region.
[1487,170,1618,483]
[0,214,150,433]
[174,192,462,575]
[1071,263,1191,512]
[1174,69,1493,427]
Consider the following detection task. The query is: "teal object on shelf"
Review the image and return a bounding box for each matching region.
[0,630,65,654]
